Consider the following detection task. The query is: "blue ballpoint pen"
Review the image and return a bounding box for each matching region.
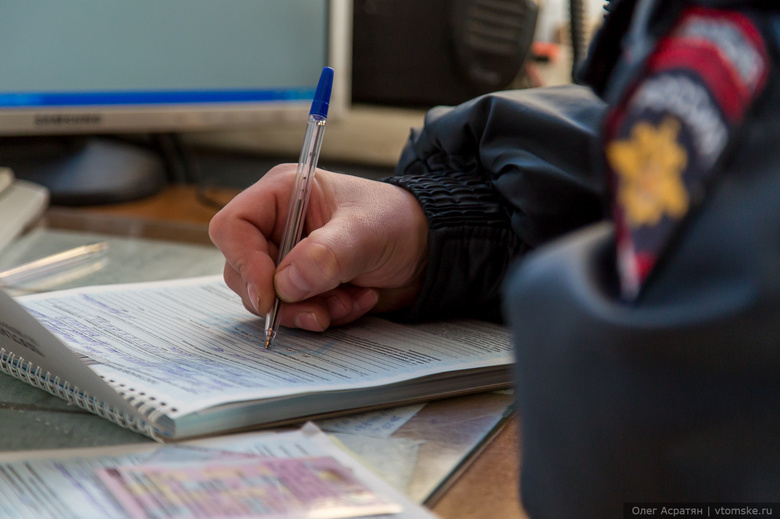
[264,67,333,349]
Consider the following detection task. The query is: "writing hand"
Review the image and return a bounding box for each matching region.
[209,164,429,331]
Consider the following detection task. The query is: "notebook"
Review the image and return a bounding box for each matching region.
[0,275,513,441]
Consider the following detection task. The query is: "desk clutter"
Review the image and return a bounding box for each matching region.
[0,423,434,519]
[0,168,49,253]
[0,228,515,518]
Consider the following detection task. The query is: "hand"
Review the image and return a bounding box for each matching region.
[209,164,429,331]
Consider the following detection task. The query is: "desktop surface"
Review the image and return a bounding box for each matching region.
[0,187,527,518]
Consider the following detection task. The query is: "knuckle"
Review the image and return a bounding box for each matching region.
[207,213,225,243]
[308,240,347,286]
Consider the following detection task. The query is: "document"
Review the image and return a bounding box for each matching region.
[0,275,513,441]
[0,423,436,519]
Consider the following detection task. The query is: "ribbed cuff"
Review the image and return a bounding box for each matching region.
[381,168,523,322]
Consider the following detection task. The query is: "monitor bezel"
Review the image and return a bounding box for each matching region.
[0,0,352,137]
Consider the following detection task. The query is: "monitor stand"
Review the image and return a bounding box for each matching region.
[0,136,168,206]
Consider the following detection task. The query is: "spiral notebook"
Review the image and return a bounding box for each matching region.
[0,275,513,441]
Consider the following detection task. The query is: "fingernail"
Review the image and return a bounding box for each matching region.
[247,284,260,313]
[294,312,325,332]
[276,264,312,301]
[326,295,349,321]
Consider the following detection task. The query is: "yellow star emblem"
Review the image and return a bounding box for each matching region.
[607,116,689,227]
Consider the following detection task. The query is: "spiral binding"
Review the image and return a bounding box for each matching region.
[0,347,165,441]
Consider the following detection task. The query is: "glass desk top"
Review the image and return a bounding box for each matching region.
[0,209,515,505]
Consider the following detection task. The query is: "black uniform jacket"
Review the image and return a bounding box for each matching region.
[389,0,780,516]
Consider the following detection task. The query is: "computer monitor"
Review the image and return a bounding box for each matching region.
[0,0,351,205]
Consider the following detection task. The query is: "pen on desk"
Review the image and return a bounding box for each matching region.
[264,67,334,349]
[0,242,109,286]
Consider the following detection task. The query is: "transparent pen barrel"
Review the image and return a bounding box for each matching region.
[264,114,326,345]
[276,114,327,263]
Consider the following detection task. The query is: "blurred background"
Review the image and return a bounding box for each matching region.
[0,0,606,207]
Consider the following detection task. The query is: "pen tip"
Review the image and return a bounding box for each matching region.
[263,321,277,350]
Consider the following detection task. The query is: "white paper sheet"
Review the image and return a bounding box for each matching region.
[18,276,512,418]
[0,424,435,519]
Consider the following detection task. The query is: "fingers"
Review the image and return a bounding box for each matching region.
[275,286,380,331]
[273,177,429,306]
[209,165,295,315]
[212,220,277,316]
[222,260,272,316]
[210,166,429,331]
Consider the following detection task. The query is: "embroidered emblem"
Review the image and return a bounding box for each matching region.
[629,74,728,168]
[607,116,689,227]
[604,7,770,300]
[673,8,767,96]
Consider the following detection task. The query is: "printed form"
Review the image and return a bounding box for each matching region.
[18,276,513,418]
[0,423,436,519]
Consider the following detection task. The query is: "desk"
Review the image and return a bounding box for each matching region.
[8,185,529,519]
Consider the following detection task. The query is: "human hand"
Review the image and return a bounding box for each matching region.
[209,164,429,331]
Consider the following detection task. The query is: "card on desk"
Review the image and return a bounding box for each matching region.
[0,423,438,519]
[0,275,513,442]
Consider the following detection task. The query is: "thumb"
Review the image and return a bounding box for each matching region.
[274,222,370,303]
[273,174,428,309]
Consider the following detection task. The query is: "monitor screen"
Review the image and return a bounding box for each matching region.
[0,1,351,205]
[0,0,350,135]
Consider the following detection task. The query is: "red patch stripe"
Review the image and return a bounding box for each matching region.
[675,7,769,94]
[648,39,746,122]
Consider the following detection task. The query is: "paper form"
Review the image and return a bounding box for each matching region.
[18,276,513,418]
[0,436,320,519]
[0,424,435,519]
[318,404,425,439]
[329,434,422,494]
[98,456,402,519]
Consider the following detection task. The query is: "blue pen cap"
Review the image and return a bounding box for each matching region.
[309,67,333,118]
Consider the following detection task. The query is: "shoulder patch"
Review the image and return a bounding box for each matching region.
[673,7,768,97]
[604,7,770,300]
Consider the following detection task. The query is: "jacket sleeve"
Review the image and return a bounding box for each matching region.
[505,2,780,514]
[383,85,608,322]
[506,157,780,514]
